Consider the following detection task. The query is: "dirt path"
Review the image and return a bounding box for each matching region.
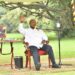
[0,58,75,75]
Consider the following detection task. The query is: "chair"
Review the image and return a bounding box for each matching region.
[24,42,51,69]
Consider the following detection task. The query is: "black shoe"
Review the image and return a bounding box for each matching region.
[35,63,41,71]
[52,64,60,68]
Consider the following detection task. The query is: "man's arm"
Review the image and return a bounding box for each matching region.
[18,23,26,35]
[41,30,48,40]
[40,30,49,44]
[18,16,26,35]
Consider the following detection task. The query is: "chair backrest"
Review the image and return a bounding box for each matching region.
[0,25,6,39]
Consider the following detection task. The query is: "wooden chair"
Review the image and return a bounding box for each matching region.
[24,42,51,69]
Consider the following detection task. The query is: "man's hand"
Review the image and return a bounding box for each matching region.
[24,42,29,47]
[42,40,49,44]
[46,41,49,44]
[19,15,25,23]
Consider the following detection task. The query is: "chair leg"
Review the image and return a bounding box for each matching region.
[25,50,31,69]
[25,55,31,69]
[28,55,31,69]
[25,56,28,68]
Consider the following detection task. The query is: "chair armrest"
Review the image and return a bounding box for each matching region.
[24,47,30,56]
[23,41,30,53]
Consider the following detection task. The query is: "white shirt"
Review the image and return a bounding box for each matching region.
[18,23,48,48]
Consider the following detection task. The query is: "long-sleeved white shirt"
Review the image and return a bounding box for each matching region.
[18,23,48,48]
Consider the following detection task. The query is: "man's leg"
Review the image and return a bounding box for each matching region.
[41,44,60,68]
[29,46,41,70]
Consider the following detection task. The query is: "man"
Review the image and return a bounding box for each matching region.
[18,16,60,71]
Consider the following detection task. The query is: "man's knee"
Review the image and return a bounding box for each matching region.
[43,44,53,52]
[29,46,38,51]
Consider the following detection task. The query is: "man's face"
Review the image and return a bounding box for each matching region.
[29,19,36,29]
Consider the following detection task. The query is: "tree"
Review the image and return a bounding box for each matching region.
[0,0,75,37]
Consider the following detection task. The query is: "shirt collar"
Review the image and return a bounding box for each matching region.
[29,27,37,30]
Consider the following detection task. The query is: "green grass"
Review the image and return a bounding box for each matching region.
[0,33,75,63]
[4,33,75,58]
[51,38,75,58]
[0,33,75,75]
[6,33,23,39]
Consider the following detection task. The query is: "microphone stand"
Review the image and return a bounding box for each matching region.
[57,29,72,67]
[57,29,62,66]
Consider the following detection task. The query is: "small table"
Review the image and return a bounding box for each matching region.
[0,39,22,69]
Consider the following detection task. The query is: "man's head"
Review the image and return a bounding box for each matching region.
[29,19,37,29]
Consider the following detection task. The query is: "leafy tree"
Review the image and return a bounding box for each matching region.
[0,0,75,37]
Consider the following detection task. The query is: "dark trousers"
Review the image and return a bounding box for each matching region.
[29,44,56,66]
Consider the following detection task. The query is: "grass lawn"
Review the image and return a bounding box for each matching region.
[0,33,75,75]
[0,33,75,63]
[51,38,75,58]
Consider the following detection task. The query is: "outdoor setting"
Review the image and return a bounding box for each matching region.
[0,0,75,75]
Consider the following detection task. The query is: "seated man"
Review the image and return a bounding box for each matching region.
[18,16,60,71]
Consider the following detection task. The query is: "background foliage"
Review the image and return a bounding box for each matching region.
[0,0,75,37]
